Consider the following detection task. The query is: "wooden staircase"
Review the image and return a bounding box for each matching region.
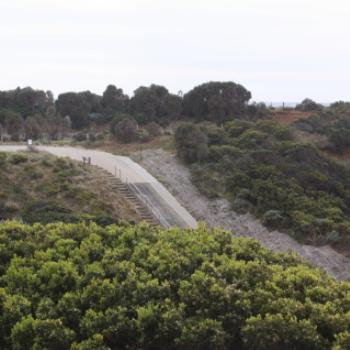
[93,166,159,226]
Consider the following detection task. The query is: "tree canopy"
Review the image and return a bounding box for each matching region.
[182,82,252,122]
[56,92,92,129]
[129,84,182,123]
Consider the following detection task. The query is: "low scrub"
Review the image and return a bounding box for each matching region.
[176,121,350,247]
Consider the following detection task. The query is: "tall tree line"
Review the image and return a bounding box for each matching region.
[0,82,254,140]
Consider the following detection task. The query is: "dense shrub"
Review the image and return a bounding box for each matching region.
[0,221,348,349]
[112,118,138,143]
[175,123,209,164]
[22,201,78,224]
[182,81,251,122]
[145,122,162,137]
[293,102,350,152]
[10,153,28,165]
[296,98,323,112]
[0,152,7,167]
[176,120,350,246]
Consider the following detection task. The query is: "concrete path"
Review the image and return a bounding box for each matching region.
[0,145,197,229]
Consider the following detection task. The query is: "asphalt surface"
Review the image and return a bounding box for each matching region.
[0,145,197,229]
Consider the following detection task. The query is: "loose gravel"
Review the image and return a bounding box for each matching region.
[137,149,350,280]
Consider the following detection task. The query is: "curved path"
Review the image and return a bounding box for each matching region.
[0,145,197,229]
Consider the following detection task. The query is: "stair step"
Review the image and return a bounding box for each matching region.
[95,167,161,226]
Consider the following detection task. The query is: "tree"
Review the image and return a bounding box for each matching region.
[102,85,129,113]
[129,84,182,123]
[80,91,103,113]
[5,111,24,141]
[296,98,323,112]
[175,123,208,163]
[24,115,42,140]
[0,123,4,142]
[183,81,251,122]
[46,115,71,140]
[0,87,51,117]
[56,93,91,129]
[113,118,138,143]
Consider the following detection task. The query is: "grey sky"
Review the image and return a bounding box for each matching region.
[1,0,350,102]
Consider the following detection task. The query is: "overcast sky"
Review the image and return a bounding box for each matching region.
[1,0,350,102]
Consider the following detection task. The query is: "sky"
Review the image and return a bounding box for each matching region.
[1,0,350,102]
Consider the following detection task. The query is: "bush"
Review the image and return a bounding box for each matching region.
[145,122,162,137]
[176,120,350,246]
[10,153,28,165]
[138,129,151,143]
[296,98,323,112]
[0,221,348,349]
[21,201,77,224]
[112,118,138,143]
[73,132,88,142]
[175,123,209,164]
[0,153,7,167]
[263,210,285,229]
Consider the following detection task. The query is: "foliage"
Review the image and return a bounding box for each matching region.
[22,201,79,224]
[56,93,91,129]
[112,118,138,143]
[175,123,209,164]
[0,87,52,116]
[0,153,117,223]
[129,84,182,123]
[24,115,43,140]
[177,120,350,246]
[145,122,162,137]
[102,85,129,114]
[182,81,251,122]
[296,98,323,112]
[294,102,350,151]
[4,111,24,141]
[0,81,256,137]
[0,220,348,349]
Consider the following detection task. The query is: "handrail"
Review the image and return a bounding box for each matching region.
[113,165,171,228]
[128,182,172,228]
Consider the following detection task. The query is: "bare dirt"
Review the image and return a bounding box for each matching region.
[270,110,312,124]
[137,149,350,280]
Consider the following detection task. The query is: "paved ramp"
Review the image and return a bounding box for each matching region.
[0,145,197,228]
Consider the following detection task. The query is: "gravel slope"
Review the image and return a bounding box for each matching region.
[137,149,350,280]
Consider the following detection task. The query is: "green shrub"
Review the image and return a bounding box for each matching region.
[10,153,28,165]
[176,121,350,246]
[0,221,347,349]
[0,153,7,167]
[263,210,285,229]
[175,123,209,164]
[21,201,78,224]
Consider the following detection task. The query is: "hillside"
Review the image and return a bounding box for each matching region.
[0,151,140,224]
[293,102,350,154]
[175,121,350,255]
[137,148,350,280]
[0,220,349,349]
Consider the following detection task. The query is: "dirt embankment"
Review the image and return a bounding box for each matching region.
[136,149,350,280]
